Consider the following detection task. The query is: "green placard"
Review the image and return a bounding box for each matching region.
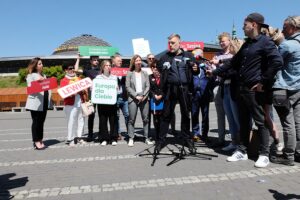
[79,46,119,56]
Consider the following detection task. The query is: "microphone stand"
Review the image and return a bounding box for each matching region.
[137,57,218,166]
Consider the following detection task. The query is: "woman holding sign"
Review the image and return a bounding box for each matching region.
[126,55,153,147]
[96,60,118,146]
[60,62,87,146]
[25,57,51,150]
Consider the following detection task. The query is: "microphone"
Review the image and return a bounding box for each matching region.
[174,58,182,66]
[163,62,171,69]
[195,55,209,62]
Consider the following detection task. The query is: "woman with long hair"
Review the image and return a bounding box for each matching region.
[25,57,51,150]
[96,60,118,146]
[126,55,152,146]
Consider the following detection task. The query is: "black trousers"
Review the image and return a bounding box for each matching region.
[159,85,192,142]
[98,104,117,141]
[238,88,270,156]
[88,104,98,134]
[30,110,47,142]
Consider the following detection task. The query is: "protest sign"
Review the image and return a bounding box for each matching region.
[58,77,92,98]
[91,77,118,105]
[132,38,151,58]
[111,67,129,76]
[79,46,119,56]
[27,77,58,95]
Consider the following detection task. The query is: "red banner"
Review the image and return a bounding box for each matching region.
[111,67,129,76]
[27,77,58,95]
[180,41,204,51]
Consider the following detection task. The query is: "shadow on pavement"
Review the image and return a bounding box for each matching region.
[269,189,300,200]
[0,173,28,199]
[44,139,61,147]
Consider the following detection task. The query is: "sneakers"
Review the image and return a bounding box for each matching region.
[222,143,237,151]
[227,150,248,162]
[101,141,107,146]
[69,140,76,147]
[128,139,134,147]
[145,139,154,145]
[254,155,270,168]
[111,141,117,146]
[276,142,284,152]
[270,155,294,166]
[78,139,87,145]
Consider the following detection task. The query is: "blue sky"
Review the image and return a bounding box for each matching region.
[0,0,299,57]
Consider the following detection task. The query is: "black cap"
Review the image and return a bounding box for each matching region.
[245,12,269,28]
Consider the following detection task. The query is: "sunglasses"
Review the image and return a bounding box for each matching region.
[68,66,74,70]
[148,57,155,60]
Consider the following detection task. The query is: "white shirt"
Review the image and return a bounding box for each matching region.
[135,72,143,94]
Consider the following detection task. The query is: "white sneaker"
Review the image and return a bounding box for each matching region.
[78,139,87,145]
[276,142,284,152]
[69,140,75,147]
[227,150,248,162]
[222,143,237,151]
[128,139,134,147]
[145,139,154,145]
[101,141,107,146]
[111,141,117,146]
[254,155,270,168]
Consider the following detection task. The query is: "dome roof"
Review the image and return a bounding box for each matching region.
[53,34,111,55]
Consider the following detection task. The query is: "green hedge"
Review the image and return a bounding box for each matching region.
[17,66,65,85]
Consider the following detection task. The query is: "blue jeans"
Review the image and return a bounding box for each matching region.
[116,97,129,134]
[223,84,240,142]
[192,94,210,137]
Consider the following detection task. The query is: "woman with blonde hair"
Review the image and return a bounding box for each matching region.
[126,55,152,146]
[96,60,118,146]
[210,32,240,151]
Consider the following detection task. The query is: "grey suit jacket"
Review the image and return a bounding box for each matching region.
[25,73,52,111]
[125,70,150,103]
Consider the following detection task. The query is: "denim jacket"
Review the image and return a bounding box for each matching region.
[273,33,300,90]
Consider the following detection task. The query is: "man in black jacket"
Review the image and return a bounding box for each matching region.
[156,33,195,153]
[207,13,283,168]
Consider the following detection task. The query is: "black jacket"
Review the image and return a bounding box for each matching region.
[213,34,283,90]
[157,49,195,96]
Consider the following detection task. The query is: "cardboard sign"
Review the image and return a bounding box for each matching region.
[91,77,118,105]
[58,77,92,99]
[111,67,129,76]
[180,41,204,51]
[132,38,151,57]
[27,77,58,95]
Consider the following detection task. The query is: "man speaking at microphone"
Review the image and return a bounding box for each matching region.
[156,33,196,153]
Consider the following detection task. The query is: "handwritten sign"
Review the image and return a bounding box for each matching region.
[91,77,118,105]
[27,77,58,95]
[58,77,92,99]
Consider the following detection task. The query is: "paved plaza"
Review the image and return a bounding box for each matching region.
[0,105,299,200]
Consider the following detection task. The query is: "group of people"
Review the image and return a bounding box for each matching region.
[25,12,300,168]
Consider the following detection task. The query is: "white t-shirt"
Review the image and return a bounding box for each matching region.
[135,72,143,94]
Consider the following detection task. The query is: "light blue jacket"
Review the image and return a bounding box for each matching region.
[273,33,300,90]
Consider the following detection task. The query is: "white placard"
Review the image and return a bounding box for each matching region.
[132,38,151,58]
[58,77,92,99]
[91,77,118,105]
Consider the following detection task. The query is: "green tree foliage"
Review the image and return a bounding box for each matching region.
[17,66,65,85]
